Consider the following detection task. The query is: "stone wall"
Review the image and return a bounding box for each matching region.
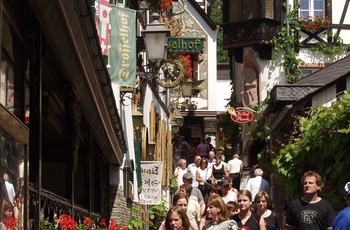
[110,185,143,227]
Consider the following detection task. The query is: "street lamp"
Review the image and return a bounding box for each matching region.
[174,113,184,127]
[132,108,143,142]
[180,81,193,98]
[141,13,170,61]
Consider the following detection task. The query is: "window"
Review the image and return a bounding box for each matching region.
[300,0,325,18]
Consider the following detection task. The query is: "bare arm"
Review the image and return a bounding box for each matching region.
[223,166,230,180]
[196,170,203,183]
[259,216,266,230]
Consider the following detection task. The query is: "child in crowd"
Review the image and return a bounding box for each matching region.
[226,201,240,217]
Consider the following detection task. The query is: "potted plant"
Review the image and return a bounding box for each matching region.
[300,15,331,33]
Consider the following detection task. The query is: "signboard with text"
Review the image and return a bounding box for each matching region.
[226,106,255,124]
[139,161,163,204]
[168,38,204,52]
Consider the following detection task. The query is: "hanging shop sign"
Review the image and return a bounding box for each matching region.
[226,105,255,123]
[168,38,204,52]
[139,161,163,205]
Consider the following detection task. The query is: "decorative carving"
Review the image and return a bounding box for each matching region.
[241,67,258,107]
[155,59,185,88]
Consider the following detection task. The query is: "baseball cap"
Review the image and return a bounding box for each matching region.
[183,172,193,180]
[343,182,350,197]
[219,178,230,186]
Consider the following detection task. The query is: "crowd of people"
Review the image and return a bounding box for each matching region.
[167,136,350,230]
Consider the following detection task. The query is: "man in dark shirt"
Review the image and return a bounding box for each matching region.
[285,171,334,230]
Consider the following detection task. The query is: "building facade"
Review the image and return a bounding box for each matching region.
[0,0,128,228]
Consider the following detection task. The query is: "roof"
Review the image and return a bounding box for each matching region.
[295,55,350,85]
[272,55,350,104]
[187,0,217,31]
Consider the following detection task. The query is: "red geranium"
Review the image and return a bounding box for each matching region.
[59,214,77,230]
[300,14,331,33]
[4,216,17,230]
[179,54,193,78]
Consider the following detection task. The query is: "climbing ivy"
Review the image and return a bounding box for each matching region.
[273,3,350,83]
[273,2,304,83]
[272,90,350,204]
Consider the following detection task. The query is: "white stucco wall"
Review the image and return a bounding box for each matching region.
[216,79,231,111]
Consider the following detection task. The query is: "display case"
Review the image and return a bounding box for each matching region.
[0,104,28,229]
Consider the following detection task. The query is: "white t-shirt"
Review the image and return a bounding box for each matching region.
[174,167,187,187]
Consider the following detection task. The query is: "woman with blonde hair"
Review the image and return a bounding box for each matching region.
[203,195,238,230]
[164,206,194,230]
[254,191,280,230]
[232,190,266,230]
[173,158,188,188]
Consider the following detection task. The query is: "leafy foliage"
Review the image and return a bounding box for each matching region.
[208,0,229,63]
[273,3,349,83]
[272,90,350,203]
[273,2,304,83]
[148,197,168,230]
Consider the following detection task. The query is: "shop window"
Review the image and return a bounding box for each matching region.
[0,58,14,110]
[300,0,325,18]
[0,105,28,229]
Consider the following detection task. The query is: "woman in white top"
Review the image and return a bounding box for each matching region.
[196,157,212,198]
[173,159,187,188]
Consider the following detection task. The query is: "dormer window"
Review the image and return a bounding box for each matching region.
[300,0,325,18]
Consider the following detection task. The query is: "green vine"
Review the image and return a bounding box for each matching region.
[273,2,304,83]
[272,90,350,204]
[310,34,350,59]
[273,3,350,83]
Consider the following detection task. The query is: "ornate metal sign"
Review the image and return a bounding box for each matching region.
[226,106,255,124]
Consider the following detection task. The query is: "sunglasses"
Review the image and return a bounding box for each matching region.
[201,161,207,163]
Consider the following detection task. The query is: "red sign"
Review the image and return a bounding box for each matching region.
[230,109,254,123]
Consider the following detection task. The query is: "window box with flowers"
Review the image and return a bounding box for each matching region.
[300,15,331,34]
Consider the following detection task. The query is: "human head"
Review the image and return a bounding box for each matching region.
[182,172,193,184]
[180,136,186,141]
[178,159,187,169]
[343,182,350,198]
[3,173,9,181]
[208,151,215,160]
[165,206,191,230]
[1,198,13,221]
[215,153,222,164]
[254,168,264,177]
[343,182,350,206]
[237,189,253,211]
[206,137,211,143]
[226,201,240,216]
[180,183,193,196]
[301,171,322,186]
[219,179,231,195]
[200,137,206,143]
[233,154,239,159]
[254,191,270,211]
[200,157,208,169]
[172,193,189,212]
[194,155,202,166]
[301,171,321,195]
[206,194,229,222]
[208,184,223,197]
